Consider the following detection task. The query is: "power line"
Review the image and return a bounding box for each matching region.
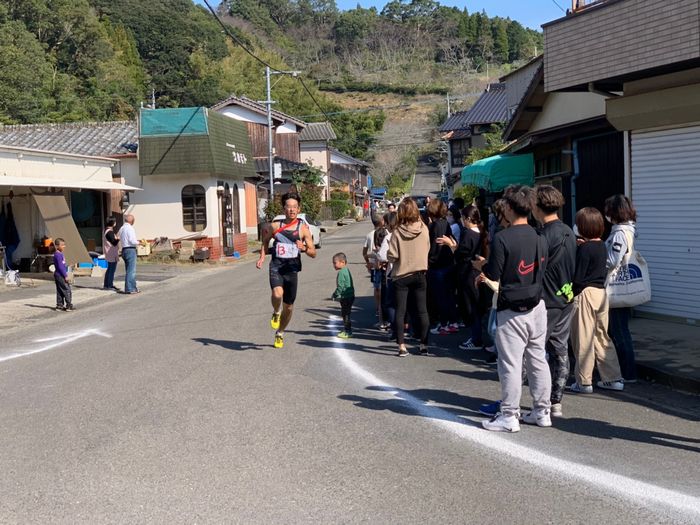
[550,0,567,12]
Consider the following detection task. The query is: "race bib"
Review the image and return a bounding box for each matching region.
[275,242,299,259]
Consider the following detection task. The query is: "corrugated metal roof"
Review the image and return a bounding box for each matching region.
[465,83,507,125]
[299,121,336,141]
[211,95,306,128]
[438,83,508,131]
[0,121,137,157]
[438,111,471,132]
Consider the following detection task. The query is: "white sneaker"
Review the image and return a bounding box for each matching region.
[429,324,443,335]
[568,382,593,394]
[521,409,552,427]
[597,380,624,391]
[551,403,563,417]
[482,413,520,433]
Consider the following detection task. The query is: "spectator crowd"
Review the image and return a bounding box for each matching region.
[359,186,640,433]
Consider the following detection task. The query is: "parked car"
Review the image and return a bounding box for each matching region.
[271,213,322,248]
[411,195,429,211]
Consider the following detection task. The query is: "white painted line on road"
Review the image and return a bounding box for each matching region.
[0,329,112,363]
[329,320,700,522]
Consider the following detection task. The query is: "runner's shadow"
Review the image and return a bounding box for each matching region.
[192,338,265,351]
[23,304,60,311]
[555,417,700,454]
[297,337,394,356]
[339,386,489,425]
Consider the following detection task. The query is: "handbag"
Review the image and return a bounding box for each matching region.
[605,231,651,308]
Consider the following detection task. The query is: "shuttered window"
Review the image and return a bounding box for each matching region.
[182,185,207,232]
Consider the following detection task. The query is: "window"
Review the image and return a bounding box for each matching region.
[182,185,207,232]
[232,184,241,234]
[451,139,471,167]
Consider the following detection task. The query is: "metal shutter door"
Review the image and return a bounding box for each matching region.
[631,125,700,321]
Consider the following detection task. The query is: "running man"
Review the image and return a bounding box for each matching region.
[256,192,316,348]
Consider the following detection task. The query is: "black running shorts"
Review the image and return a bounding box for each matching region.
[269,261,299,305]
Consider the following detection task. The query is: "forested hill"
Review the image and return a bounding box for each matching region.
[227,0,543,91]
[0,0,383,158]
[0,0,541,160]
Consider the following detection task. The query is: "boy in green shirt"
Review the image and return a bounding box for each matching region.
[332,252,355,338]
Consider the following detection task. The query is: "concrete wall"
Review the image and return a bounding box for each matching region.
[530,92,606,133]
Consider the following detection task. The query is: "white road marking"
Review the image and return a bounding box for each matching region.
[329,319,700,522]
[0,329,112,363]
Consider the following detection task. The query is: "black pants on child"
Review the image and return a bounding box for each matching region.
[55,274,72,307]
[339,297,354,332]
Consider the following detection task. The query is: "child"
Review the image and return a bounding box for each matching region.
[331,252,355,339]
[569,207,624,393]
[53,238,74,312]
[371,226,389,329]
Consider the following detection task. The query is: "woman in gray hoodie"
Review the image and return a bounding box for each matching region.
[604,194,638,382]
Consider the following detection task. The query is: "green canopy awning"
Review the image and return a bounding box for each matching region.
[461,153,534,192]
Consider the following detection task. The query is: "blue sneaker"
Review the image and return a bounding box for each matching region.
[479,400,501,416]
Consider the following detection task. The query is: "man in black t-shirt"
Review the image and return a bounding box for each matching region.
[533,185,576,418]
[474,185,552,433]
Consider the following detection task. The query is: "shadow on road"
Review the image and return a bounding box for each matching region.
[554,417,700,454]
[23,303,60,311]
[192,337,265,351]
[339,385,489,426]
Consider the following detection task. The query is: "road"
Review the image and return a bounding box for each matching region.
[410,156,442,198]
[1,222,699,524]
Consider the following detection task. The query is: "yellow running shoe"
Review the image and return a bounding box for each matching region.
[270,311,281,330]
[274,332,284,349]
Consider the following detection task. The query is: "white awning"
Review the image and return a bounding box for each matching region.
[0,175,140,191]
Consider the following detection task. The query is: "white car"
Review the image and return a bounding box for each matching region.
[271,213,322,249]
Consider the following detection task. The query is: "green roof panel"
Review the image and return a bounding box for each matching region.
[140,107,208,137]
[461,153,534,192]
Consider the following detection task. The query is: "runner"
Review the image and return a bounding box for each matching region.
[256,192,317,348]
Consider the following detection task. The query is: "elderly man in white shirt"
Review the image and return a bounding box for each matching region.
[118,214,139,294]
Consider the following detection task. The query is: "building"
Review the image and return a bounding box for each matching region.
[543,0,700,322]
[134,107,255,258]
[0,121,139,267]
[439,83,508,194]
[299,121,337,200]
[502,55,623,225]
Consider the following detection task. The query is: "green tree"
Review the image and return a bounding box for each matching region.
[491,18,509,63]
[0,21,52,123]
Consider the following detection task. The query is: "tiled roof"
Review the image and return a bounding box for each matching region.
[466,83,508,125]
[211,95,306,128]
[438,83,508,131]
[0,121,138,157]
[329,148,370,167]
[299,121,336,141]
[254,156,308,174]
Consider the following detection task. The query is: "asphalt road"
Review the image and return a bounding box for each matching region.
[410,157,442,198]
[1,222,699,524]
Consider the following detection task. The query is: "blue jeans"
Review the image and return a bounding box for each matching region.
[103,261,117,289]
[122,248,137,293]
[608,307,636,381]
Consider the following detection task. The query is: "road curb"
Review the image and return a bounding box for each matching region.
[636,362,700,394]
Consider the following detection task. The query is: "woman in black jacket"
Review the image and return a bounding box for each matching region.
[440,205,488,349]
[427,199,458,335]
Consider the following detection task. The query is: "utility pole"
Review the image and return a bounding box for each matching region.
[151,88,156,109]
[446,93,451,118]
[261,67,302,199]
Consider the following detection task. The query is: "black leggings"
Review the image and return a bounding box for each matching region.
[394,272,429,346]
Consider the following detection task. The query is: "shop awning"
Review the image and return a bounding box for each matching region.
[0,176,140,191]
[461,153,534,192]
[33,193,92,265]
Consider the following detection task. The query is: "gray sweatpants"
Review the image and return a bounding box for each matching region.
[496,300,551,417]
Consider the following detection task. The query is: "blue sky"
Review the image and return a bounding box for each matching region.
[195,1,566,30]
